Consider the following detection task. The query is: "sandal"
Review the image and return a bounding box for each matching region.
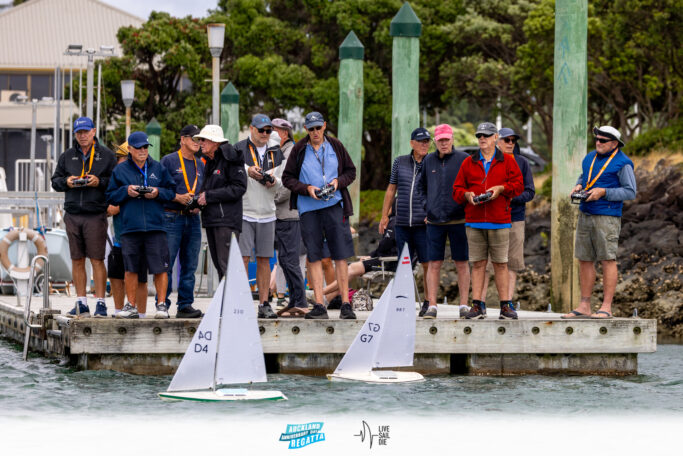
[561,310,591,319]
[591,310,613,319]
[277,306,308,318]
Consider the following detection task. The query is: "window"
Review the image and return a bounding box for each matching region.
[8,74,27,91]
[31,74,52,99]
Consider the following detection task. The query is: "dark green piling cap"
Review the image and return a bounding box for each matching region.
[339,31,364,60]
[390,2,422,37]
[221,82,239,104]
[145,117,161,135]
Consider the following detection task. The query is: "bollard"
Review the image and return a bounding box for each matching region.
[145,118,162,161]
[220,82,240,144]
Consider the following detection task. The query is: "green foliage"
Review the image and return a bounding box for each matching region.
[625,119,683,156]
[359,189,387,222]
[538,174,552,199]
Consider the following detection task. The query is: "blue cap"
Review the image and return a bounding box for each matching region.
[251,114,272,129]
[73,117,94,132]
[411,127,430,141]
[498,128,520,140]
[304,111,325,129]
[128,131,152,149]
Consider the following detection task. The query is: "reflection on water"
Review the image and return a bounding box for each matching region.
[1,339,682,417]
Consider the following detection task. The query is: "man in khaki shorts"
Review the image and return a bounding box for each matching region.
[480,128,535,308]
[562,126,636,319]
[452,122,523,319]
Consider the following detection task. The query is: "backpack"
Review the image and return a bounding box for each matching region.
[351,288,373,311]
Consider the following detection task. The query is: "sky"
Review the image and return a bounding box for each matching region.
[100,0,218,20]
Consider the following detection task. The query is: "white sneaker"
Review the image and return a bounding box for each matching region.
[154,302,169,319]
[116,303,139,319]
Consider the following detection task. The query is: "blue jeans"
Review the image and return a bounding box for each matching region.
[163,212,201,310]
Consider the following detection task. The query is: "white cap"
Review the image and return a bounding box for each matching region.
[194,125,228,143]
[593,125,624,147]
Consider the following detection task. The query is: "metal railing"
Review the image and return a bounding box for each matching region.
[14,159,54,192]
[23,254,50,361]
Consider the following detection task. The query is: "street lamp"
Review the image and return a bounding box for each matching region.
[207,23,225,125]
[14,96,54,192]
[64,44,116,119]
[121,80,135,138]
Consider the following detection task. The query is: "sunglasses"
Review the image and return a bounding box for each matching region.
[595,137,613,143]
[307,126,323,132]
[182,136,200,143]
[132,145,149,150]
[257,128,272,134]
[476,133,493,139]
[501,137,517,144]
[417,139,430,144]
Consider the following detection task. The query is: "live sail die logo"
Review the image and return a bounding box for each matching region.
[279,422,325,449]
[354,421,390,449]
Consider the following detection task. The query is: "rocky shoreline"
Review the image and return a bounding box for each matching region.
[357,159,682,340]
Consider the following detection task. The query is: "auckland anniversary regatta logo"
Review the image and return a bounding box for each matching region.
[279,422,326,449]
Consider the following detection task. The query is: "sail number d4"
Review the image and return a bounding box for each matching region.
[194,330,213,353]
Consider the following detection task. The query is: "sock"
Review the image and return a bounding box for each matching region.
[459,304,470,310]
[138,313,145,318]
[114,309,121,315]
[96,298,105,306]
[77,296,87,305]
[428,305,437,310]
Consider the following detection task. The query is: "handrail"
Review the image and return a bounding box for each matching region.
[23,254,49,361]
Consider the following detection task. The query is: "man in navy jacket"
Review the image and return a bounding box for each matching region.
[106,131,176,319]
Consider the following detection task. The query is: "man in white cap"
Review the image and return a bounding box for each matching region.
[562,126,636,320]
[194,125,247,283]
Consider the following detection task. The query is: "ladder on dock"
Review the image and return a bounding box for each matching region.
[23,254,50,361]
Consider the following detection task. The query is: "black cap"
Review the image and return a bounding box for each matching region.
[411,127,430,141]
[180,124,200,137]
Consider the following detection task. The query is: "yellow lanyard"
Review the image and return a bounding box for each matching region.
[178,150,198,195]
[80,144,95,177]
[585,149,618,190]
[248,144,274,170]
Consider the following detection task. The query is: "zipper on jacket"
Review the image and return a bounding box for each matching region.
[219,203,225,218]
[409,158,416,227]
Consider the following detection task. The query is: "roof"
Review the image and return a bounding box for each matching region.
[0,0,144,71]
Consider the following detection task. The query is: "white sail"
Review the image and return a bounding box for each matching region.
[167,279,225,392]
[215,234,268,385]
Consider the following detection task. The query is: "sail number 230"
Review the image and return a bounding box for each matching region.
[360,322,381,343]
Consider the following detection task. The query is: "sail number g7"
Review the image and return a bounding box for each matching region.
[360,322,381,343]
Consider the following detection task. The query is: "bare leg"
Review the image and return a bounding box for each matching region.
[72,258,86,297]
[427,260,443,307]
[471,260,487,301]
[334,259,349,303]
[147,273,167,315]
[91,259,107,299]
[562,260,595,317]
[481,270,490,302]
[135,281,147,313]
[454,260,470,306]
[124,271,138,306]
[324,261,365,302]
[598,259,617,314]
[508,270,517,302]
[256,257,271,303]
[491,262,510,302]
[321,257,335,286]
[110,278,124,310]
[421,263,429,300]
[308,260,324,304]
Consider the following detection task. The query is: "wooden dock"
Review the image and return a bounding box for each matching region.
[0,295,656,376]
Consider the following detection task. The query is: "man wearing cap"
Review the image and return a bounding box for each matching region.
[453,122,523,320]
[282,111,357,320]
[271,118,308,316]
[106,131,176,319]
[480,128,535,308]
[233,114,285,319]
[379,127,431,314]
[158,125,205,318]
[194,125,247,282]
[562,126,636,320]
[52,116,116,318]
[417,124,471,319]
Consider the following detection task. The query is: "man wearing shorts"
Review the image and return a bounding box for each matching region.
[562,126,636,320]
[51,116,116,318]
[234,114,284,319]
[453,122,523,320]
[282,111,357,320]
[105,132,176,319]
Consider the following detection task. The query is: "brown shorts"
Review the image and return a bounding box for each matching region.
[574,212,621,261]
[64,212,108,260]
[467,226,510,264]
[487,221,525,273]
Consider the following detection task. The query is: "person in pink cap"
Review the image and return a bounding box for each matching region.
[417,123,471,319]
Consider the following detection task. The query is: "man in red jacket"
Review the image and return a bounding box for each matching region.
[453,122,523,319]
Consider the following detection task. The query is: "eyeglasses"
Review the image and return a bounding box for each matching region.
[416,139,430,144]
[595,137,613,143]
[182,136,200,143]
[132,145,149,150]
[257,128,272,134]
[501,137,517,144]
[476,133,493,139]
[307,126,323,132]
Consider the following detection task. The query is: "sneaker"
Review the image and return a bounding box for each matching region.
[154,302,169,319]
[339,302,356,320]
[459,305,471,318]
[176,306,203,319]
[499,304,518,320]
[423,306,437,319]
[418,300,430,317]
[327,295,343,310]
[275,297,287,310]
[116,303,139,319]
[465,303,487,319]
[305,303,329,320]
[93,301,107,318]
[67,302,90,318]
[258,303,277,319]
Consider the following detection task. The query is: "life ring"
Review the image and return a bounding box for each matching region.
[0,228,48,279]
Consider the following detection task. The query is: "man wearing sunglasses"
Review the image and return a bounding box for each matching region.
[233,114,285,319]
[106,131,176,319]
[562,126,636,320]
[453,122,523,320]
[282,111,357,320]
[480,128,535,309]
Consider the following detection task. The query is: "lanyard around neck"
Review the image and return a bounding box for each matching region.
[311,142,326,183]
[585,148,618,190]
[80,144,95,177]
[177,150,198,194]
[248,143,274,170]
[133,160,148,186]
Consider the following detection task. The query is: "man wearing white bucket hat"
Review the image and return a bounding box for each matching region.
[562,125,636,320]
[194,125,247,283]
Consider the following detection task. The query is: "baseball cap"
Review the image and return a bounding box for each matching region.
[128,131,152,149]
[498,128,520,140]
[272,118,293,129]
[304,112,325,129]
[180,124,200,137]
[411,127,430,141]
[434,124,453,141]
[593,125,624,147]
[475,122,498,136]
[73,117,94,132]
[251,114,272,129]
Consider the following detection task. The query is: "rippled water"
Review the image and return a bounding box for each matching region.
[1,339,681,418]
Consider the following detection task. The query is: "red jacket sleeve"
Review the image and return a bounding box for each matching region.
[452,157,471,205]
[502,155,523,198]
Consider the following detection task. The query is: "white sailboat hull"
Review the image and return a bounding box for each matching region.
[158,389,287,402]
[327,370,424,384]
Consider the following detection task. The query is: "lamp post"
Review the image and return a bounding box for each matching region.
[15,96,54,192]
[121,80,135,138]
[64,44,116,119]
[207,23,225,125]
[40,134,53,192]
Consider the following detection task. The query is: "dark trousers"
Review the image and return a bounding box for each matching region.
[206,226,238,281]
[275,219,306,308]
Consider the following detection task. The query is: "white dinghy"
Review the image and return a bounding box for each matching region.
[328,244,424,383]
[159,234,286,402]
